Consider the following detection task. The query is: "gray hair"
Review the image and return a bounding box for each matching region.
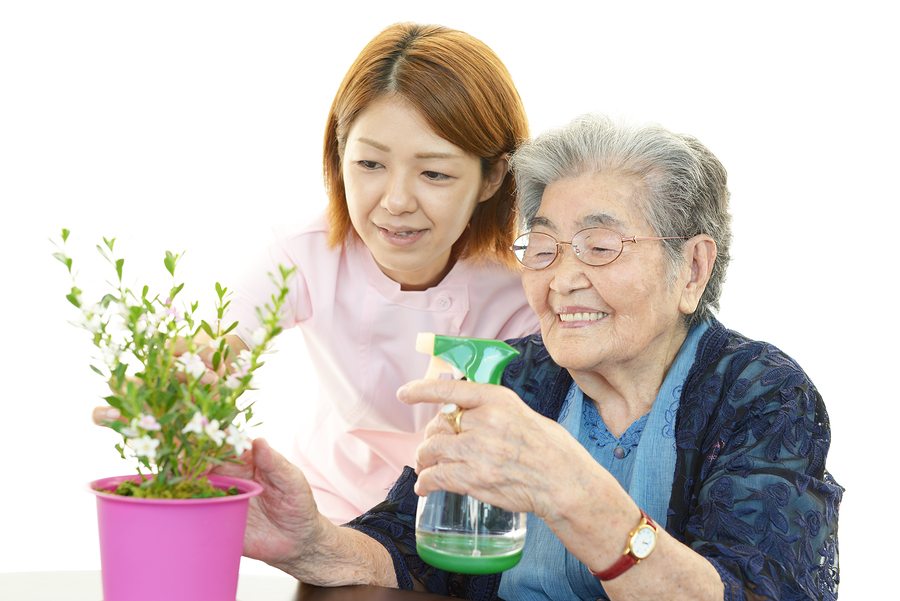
[510,114,732,326]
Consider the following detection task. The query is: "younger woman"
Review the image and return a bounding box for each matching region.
[228,23,538,523]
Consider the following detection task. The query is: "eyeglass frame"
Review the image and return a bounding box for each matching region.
[510,226,690,270]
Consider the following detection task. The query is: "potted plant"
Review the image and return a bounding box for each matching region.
[53,229,293,601]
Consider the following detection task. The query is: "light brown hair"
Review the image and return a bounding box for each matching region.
[323,23,528,267]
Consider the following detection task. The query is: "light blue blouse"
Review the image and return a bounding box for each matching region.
[498,322,709,600]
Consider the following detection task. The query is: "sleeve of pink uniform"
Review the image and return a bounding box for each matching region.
[227,232,312,346]
[496,301,541,341]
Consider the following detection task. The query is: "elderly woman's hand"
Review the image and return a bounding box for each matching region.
[397,378,596,520]
[211,438,326,571]
[213,439,398,586]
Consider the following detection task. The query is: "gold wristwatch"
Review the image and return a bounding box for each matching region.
[590,509,658,581]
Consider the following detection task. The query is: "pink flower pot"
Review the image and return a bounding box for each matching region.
[91,474,263,601]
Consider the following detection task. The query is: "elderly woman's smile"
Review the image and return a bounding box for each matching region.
[556,309,609,323]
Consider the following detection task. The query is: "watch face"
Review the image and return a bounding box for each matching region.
[631,526,657,559]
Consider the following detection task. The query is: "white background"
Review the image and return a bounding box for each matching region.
[1,0,896,597]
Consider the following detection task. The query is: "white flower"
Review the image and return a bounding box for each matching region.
[120,425,139,438]
[116,301,131,318]
[82,312,103,334]
[163,302,182,322]
[153,316,170,334]
[230,349,253,378]
[182,411,207,435]
[134,414,161,431]
[224,374,243,390]
[126,435,160,460]
[134,315,150,334]
[249,327,267,348]
[225,426,251,456]
[107,301,128,323]
[177,352,207,380]
[105,310,131,347]
[101,343,122,369]
[204,419,225,446]
[182,412,225,446]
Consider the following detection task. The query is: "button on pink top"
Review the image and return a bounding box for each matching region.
[230,215,539,523]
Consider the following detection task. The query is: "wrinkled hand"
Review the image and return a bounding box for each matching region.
[212,438,327,571]
[397,379,588,520]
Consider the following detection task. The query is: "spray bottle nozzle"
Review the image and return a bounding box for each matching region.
[416,332,519,386]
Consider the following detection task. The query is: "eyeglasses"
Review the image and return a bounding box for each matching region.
[510,227,688,270]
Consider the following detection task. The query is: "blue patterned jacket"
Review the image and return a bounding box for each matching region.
[348,319,842,600]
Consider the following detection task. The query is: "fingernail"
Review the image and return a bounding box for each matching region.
[105,407,120,420]
[396,384,408,400]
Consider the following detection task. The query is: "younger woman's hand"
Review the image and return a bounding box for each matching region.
[92,405,123,426]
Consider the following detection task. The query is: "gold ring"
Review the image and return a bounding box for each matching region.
[441,403,464,434]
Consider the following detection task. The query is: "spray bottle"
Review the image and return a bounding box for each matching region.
[414,333,526,574]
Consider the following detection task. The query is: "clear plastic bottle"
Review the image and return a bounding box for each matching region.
[413,333,526,574]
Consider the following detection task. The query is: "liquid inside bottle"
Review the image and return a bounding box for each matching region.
[415,491,526,574]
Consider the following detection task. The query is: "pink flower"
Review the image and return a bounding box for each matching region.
[135,414,161,431]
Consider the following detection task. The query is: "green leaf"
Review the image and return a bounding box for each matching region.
[279,264,296,281]
[66,286,81,308]
[100,293,117,308]
[199,320,214,338]
[115,258,124,281]
[103,237,116,252]
[164,251,178,276]
[52,252,73,272]
[222,321,238,335]
[215,282,226,299]
[61,228,70,242]
[169,282,184,299]
[212,350,221,371]
[104,395,125,412]
[89,364,105,376]
[112,363,127,385]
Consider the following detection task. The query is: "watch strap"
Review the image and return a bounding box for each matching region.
[590,509,658,582]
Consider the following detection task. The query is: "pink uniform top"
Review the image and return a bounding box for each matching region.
[229,215,539,523]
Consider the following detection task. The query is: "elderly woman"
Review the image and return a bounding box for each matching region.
[225,115,842,601]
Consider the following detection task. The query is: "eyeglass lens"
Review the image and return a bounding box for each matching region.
[513,228,623,269]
